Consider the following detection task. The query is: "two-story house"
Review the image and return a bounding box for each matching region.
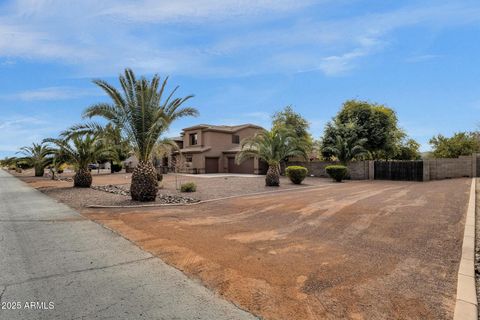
[173,124,266,174]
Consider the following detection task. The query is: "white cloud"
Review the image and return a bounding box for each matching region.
[99,0,314,23]
[0,0,478,77]
[0,86,102,101]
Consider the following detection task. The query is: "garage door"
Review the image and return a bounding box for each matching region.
[228,157,254,174]
[205,157,219,173]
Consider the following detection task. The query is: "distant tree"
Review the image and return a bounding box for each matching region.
[393,138,421,160]
[324,100,404,159]
[44,134,111,187]
[321,123,368,164]
[236,128,309,186]
[429,132,480,158]
[16,142,54,176]
[272,105,312,142]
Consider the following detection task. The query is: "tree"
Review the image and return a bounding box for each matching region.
[44,134,110,187]
[324,100,404,159]
[98,123,130,173]
[272,106,312,141]
[429,132,480,158]
[236,128,309,186]
[81,68,198,201]
[393,138,421,160]
[16,143,54,176]
[321,123,368,164]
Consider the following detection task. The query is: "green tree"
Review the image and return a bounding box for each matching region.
[16,142,54,176]
[272,106,312,142]
[80,68,198,201]
[321,123,368,164]
[429,132,480,158]
[393,138,421,160]
[236,128,309,186]
[44,134,110,187]
[325,99,404,159]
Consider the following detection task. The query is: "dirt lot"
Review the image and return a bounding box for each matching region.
[77,178,470,320]
[13,169,330,209]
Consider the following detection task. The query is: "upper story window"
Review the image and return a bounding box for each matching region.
[232,134,240,144]
[189,133,198,145]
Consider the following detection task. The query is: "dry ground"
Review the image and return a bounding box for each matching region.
[12,169,470,319]
[13,169,330,209]
[81,179,469,320]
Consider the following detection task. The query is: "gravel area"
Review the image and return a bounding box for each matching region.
[475,178,480,314]
[12,169,332,209]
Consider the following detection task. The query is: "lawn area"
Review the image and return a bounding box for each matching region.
[76,178,470,320]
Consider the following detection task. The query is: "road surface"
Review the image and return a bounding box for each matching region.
[0,170,256,320]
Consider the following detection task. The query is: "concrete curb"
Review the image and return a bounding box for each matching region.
[454,178,477,320]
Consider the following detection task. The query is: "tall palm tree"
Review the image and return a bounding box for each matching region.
[44,134,109,188]
[236,128,309,186]
[17,142,54,177]
[80,68,198,201]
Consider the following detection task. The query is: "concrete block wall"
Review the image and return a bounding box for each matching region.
[426,155,476,180]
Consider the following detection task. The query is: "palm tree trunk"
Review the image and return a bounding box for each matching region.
[265,164,280,187]
[130,161,158,201]
[74,168,92,187]
[34,165,44,177]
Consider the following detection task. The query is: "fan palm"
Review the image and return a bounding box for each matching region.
[78,68,198,201]
[236,128,309,186]
[16,142,54,176]
[44,134,110,187]
[322,128,368,165]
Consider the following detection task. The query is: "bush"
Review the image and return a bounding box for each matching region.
[325,165,348,182]
[8,165,16,171]
[111,162,123,173]
[286,166,308,184]
[180,182,196,192]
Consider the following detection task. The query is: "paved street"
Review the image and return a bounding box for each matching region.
[0,170,256,320]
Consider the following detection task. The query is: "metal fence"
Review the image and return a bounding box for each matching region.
[374,160,424,181]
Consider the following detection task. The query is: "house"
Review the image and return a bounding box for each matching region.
[172,124,267,174]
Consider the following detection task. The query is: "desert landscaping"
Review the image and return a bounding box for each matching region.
[8,167,473,319]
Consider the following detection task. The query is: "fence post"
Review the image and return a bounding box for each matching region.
[423,160,430,181]
[368,161,375,180]
[472,154,477,178]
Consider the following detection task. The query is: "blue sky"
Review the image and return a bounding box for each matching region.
[0,0,479,157]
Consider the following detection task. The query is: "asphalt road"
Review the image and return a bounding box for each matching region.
[0,170,256,320]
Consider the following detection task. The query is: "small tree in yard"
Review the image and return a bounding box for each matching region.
[236,128,309,187]
[44,134,110,188]
[321,123,368,165]
[16,143,54,177]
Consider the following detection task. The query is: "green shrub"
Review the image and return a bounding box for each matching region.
[8,165,16,171]
[180,182,196,192]
[286,166,308,184]
[111,162,123,173]
[325,165,348,182]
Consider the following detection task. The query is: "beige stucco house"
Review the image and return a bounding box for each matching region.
[172,124,267,174]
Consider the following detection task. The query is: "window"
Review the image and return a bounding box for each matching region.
[185,155,193,162]
[232,134,240,144]
[189,133,198,145]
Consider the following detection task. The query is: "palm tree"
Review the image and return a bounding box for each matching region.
[236,128,309,186]
[79,68,198,201]
[321,124,368,164]
[16,143,54,177]
[44,134,110,188]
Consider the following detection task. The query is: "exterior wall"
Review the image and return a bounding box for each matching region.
[288,160,370,180]
[426,155,476,180]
